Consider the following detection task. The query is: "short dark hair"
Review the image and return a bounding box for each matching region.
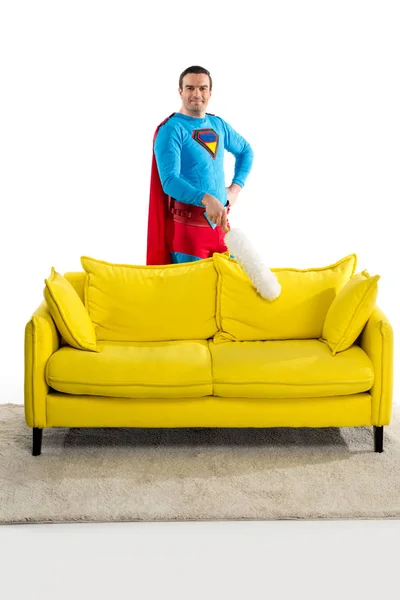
[179,66,212,91]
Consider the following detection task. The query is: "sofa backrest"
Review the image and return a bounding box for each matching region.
[63,252,357,343]
[68,256,218,342]
[213,252,357,342]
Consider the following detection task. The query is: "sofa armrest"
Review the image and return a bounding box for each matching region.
[360,306,394,426]
[24,300,60,428]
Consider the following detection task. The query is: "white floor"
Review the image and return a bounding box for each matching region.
[0,520,399,599]
[2,400,399,600]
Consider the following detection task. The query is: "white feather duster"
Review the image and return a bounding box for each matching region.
[224,228,281,301]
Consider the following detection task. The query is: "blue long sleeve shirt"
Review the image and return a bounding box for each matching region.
[154,112,254,209]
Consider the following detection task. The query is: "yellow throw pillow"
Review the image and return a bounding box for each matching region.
[80,256,218,342]
[213,253,357,342]
[321,270,380,354]
[44,267,98,352]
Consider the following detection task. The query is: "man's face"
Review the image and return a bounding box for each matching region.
[179,73,211,116]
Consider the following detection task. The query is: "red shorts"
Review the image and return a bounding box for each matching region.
[166,216,229,263]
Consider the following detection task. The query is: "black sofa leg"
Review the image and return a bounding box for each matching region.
[374,426,384,453]
[33,428,43,456]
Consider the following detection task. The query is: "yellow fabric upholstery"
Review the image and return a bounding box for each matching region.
[360,307,394,426]
[44,267,98,352]
[213,253,357,342]
[209,339,373,398]
[80,256,218,342]
[64,272,86,303]
[321,270,380,354]
[23,256,393,441]
[46,340,213,398]
[46,391,372,428]
[45,337,374,401]
[24,301,60,428]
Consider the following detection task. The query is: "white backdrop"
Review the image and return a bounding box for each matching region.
[1,0,399,405]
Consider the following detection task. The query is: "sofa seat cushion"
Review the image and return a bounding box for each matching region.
[46,340,213,398]
[208,339,374,398]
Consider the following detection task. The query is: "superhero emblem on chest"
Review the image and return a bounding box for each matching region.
[192,129,219,159]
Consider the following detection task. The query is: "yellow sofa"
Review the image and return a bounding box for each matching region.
[24,252,393,456]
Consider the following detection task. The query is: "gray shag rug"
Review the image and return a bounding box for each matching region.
[1,404,400,524]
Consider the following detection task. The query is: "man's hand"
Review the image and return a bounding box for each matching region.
[225,183,241,207]
[201,194,228,230]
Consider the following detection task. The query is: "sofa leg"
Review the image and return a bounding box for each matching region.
[33,428,43,456]
[374,426,384,453]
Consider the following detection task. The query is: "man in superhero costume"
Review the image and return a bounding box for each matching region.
[146,65,254,265]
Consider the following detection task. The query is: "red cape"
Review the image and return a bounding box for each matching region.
[146,113,176,265]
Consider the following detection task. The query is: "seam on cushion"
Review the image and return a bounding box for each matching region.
[219,261,237,339]
[84,274,98,337]
[212,378,373,386]
[84,273,99,333]
[31,318,36,427]
[216,257,230,337]
[334,282,378,353]
[84,273,89,309]
[271,254,356,274]
[208,340,215,395]
[81,256,214,271]
[214,257,223,332]
[47,377,212,387]
[31,317,48,428]
[46,285,94,349]
[219,264,225,334]
[378,320,385,425]
[350,255,357,277]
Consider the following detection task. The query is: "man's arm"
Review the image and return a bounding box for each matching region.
[221,119,254,206]
[154,124,207,206]
[226,182,242,207]
[222,119,254,186]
